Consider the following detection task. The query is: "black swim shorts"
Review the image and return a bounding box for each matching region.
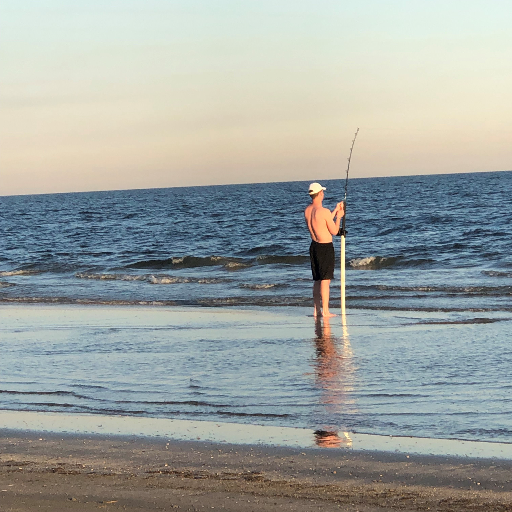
[309,241,335,281]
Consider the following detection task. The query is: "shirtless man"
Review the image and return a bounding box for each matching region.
[304,182,345,317]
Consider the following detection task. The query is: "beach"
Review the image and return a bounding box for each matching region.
[2,432,512,511]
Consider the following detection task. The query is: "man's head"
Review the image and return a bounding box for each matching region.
[308,182,326,200]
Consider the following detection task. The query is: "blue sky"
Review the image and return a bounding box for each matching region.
[1,1,512,194]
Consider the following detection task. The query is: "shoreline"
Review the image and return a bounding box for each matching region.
[2,431,512,512]
[2,409,512,461]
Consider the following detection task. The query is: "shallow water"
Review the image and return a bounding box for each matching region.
[1,305,512,444]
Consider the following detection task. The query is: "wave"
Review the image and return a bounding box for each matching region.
[256,255,309,265]
[348,256,434,270]
[75,272,146,281]
[147,275,189,284]
[148,275,228,285]
[349,256,401,269]
[4,253,309,279]
[3,403,292,420]
[417,317,507,325]
[239,283,288,290]
[354,304,512,312]
[126,254,309,270]
[459,427,512,438]
[115,399,231,408]
[213,410,291,418]
[240,244,286,256]
[482,270,512,278]
[75,272,229,285]
[0,389,89,399]
[0,297,178,307]
[0,269,40,277]
[353,283,512,296]
[1,263,80,275]
[359,393,427,398]
[223,261,251,270]
[0,294,313,308]
[0,281,15,288]
[126,256,244,270]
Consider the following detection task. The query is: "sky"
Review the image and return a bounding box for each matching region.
[1,0,512,195]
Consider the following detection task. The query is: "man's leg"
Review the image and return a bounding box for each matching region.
[313,280,322,317]
[320,279,336,317]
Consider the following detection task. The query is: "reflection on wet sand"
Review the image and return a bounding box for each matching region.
[312,315,356,448]
[314,429,352,448]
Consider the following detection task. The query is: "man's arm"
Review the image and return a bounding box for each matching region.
[331,202,344,220]
[325,203,345,235]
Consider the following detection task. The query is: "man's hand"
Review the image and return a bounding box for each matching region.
[335,202,345,217]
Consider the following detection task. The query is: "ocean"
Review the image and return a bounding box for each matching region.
[1,170,512,444]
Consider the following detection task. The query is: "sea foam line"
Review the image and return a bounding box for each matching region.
[75,273,229,285]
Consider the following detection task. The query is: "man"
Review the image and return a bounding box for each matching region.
[304,182,345,318]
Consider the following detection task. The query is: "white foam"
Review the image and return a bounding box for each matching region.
[149,275,185,284]
[0,270,37,277]
[75,273,145,282]
[349,256,378,268]
[241,283,278,290]
[224,262,249,269]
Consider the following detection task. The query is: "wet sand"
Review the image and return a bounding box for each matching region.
[2,432,512,512]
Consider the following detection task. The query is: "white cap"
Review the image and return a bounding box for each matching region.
[308,182,326,195]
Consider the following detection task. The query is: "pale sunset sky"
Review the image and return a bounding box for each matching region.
[1,0,512,195]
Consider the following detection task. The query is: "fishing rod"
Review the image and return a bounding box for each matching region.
[340,128,359,237]
[340,128,359,316]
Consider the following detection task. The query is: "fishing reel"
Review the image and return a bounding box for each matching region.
[337,227,347,237]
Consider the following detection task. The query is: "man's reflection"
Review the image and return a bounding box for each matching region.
[312,317,355,448]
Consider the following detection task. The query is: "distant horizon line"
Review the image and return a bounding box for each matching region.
[2,168,510,199]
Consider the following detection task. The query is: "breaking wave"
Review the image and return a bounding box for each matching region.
[349,256,433,270]
[75,272,146,281]
[148,275,228,285]
[0,269,40,277]
[239,283,288,290]
[75,272,229,285]
[126,256,245,270]
[349,256,401,269]
[223,261,251,270]
[126,254,309,270]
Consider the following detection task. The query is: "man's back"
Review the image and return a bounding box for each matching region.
[304,203,334,243]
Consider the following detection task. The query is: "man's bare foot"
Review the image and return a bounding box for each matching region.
[313,309,322,318]
[322,311,337,318]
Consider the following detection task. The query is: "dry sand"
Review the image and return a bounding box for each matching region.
[2,432,512,511]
